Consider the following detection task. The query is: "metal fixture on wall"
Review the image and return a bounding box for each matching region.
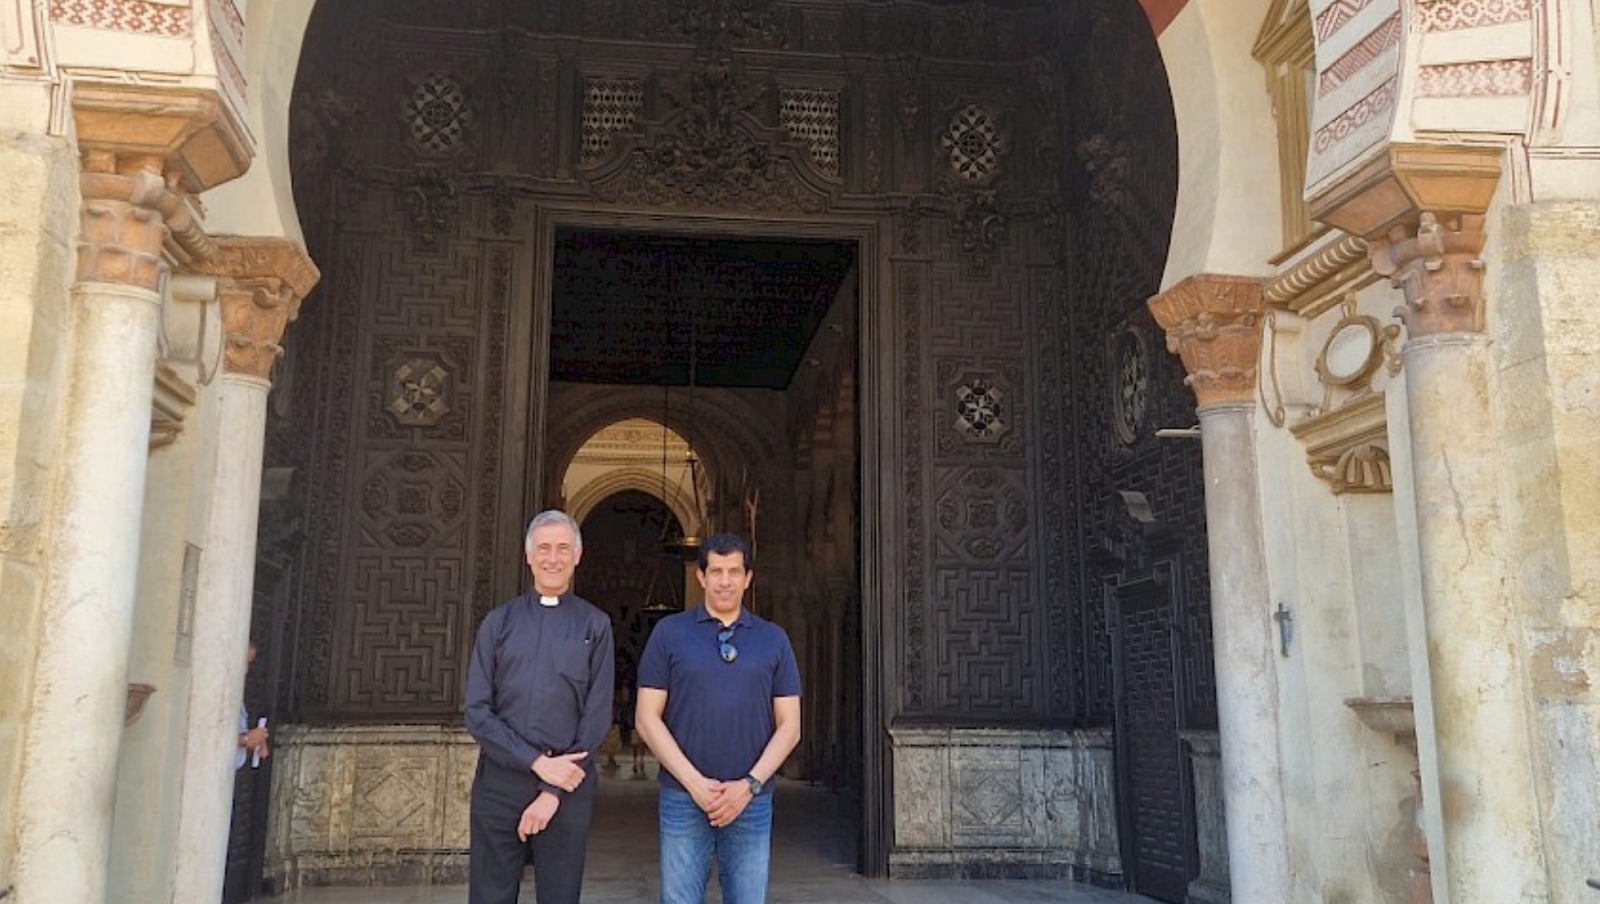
[639,385,683,614]
[663,297,711,562]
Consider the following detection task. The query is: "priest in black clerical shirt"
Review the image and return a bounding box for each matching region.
[465,509,615,904]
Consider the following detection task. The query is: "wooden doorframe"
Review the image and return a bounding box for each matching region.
[526,204,894,875]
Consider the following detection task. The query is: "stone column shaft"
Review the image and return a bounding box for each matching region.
[1375,213,1549,902]
[13,161,176,904]
[1149,275,1292,904]
[170,373,269,904]
[1195,401,1294,902]
[169,241,316,904]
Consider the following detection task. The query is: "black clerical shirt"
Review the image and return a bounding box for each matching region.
[464,591,615,796]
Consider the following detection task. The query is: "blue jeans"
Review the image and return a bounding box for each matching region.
[658,786,774,904]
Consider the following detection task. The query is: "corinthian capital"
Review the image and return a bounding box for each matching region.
[1147,274,1267,407]
[71,81,250,292]
[1369,212,1487,337]
[194,238,321,380]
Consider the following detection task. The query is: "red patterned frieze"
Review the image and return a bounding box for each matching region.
[1306,0,1403,191]
[1319,13,1401,95]
[1315,0,1381,42]
[216,0,242,43]
[1417,60,1533,96]
[49,0,192,37]
[209,18,246,96]
[1415,0,1532,32]
[1314,76,1398,154]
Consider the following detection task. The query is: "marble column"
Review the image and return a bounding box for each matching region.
[1149,274,1292,904]
[169,239,318,904]
[1370,212,1549,902]
[11,150,215,903]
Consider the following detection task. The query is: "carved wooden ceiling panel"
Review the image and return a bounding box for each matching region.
[550,229,856,389]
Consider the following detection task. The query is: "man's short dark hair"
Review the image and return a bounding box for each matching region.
[697,533,752,572]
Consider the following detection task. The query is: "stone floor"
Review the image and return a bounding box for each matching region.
[260,761,1153,904]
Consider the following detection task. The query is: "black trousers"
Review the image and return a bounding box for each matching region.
[469,754,597,904]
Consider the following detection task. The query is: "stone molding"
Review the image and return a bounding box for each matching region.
[1370,212,1488,337]
[194,238,321,379]
[1262,232,1370,313]
[1147,274,1268,406]
[72,81,252,193]
[1306,142,1502,240]
[151,362,199,448]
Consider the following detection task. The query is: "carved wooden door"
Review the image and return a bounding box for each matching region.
[1110,571,1195,902]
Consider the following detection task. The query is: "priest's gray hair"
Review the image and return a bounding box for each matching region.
[525,510,583,553]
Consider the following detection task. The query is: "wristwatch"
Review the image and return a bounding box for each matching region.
[743,773,763,796]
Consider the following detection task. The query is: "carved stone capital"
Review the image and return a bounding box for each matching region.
[1147,275,1267,406]
[76,165,171,291]
[77,148,217,290]
[195,238,321,379]
[1369,212,1487,337]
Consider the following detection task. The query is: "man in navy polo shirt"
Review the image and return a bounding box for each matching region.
[635,533,801,904]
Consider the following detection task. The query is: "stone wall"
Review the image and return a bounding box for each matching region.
[0,124,80,897]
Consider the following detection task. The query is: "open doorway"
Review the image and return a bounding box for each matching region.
[540,226,867,871]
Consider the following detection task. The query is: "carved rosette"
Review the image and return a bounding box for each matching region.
[1369,212,1487,337]
[198,238,322,380]
[1147,275,1267,407]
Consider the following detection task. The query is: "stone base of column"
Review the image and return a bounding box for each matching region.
[886,726,1121,884]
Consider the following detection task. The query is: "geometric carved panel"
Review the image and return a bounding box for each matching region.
[931,568,1040,714]
[940,103,1006,183]
[581,77,644,165]
[325,226,505,717]
[352,757,438,843]
[951,751,1025,843]
[1112,573,1190,899]
[932,466,1029,562]
[358,449,469,549]
[1110,327,1149,447]
[403,73,472,156]
[388,357,452,426]
[370,338,472,440]
[780,87,841,177]
[888,726,1118,878]
[265,726,480,886]
[953,377,1009,443]
[341,554,463,708]
[935,360,1025,458]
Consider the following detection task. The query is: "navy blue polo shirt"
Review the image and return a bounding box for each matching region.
[637,605,801,794]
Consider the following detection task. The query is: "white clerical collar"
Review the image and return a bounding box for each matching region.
[538,594,560,607]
